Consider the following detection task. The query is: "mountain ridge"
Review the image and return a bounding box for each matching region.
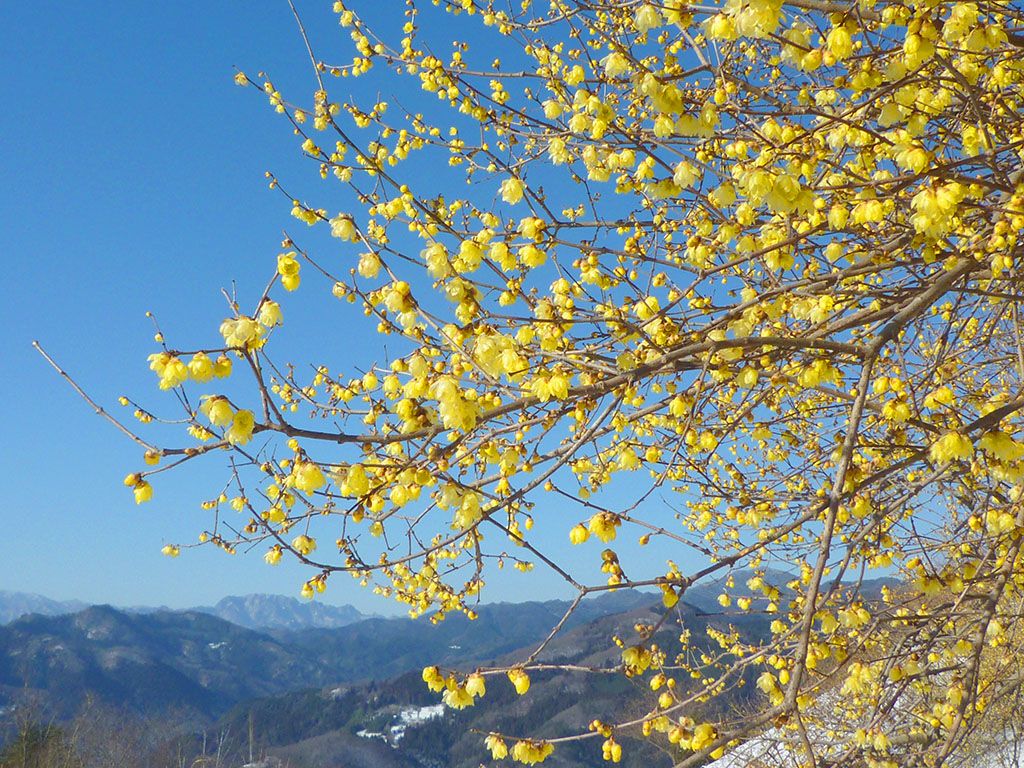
[0,591,370,631]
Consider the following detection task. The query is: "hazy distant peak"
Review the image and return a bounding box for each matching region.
[0,590,89,625]
[197,593,367,631]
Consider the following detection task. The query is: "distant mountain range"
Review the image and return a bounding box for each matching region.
[0,590,369,631]
[0,589,659,724]
[3,566,841,630]
[0,588,749,768]
[0,573,900,767]
[194,594,368,631]
[0,591,89,625]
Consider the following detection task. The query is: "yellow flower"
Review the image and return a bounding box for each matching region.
[690,723,717,751]
[422,665,446,692]
[294,461,326,493]
[622,645,652,672]
[144,450,161,466]
[161,544,180,557]
[220,316,263,349]
[501,177,524,204]
[511,739,553,764]
[264,546,283,566]
[442,685,475,709]
[485,735,508,760]
[330,214,357,241]
[292,534,317,556]
[258,300,282,327]
[346,464,370,496]
[602,52,628,78]
[736,366,758,388]
[212,354,233,378]
[233,71,247,86]
[508,669,531,695]
[929,431,973,464]
[979,431,1024,462]
[465,673,486,698]
[201,396,234,428]
[661,585,679,608]
[827,26,853,59]
[149,353,188,389]
[517,217,545,240]
[588,512,620,543]
[226,409,255,445]
[634,4,661,32]
[187,353,214,382]
[133,480,153,504]
[602,737,623,762]
[569,523,590,545]
[357,251,381,278]
[278,252,301,291]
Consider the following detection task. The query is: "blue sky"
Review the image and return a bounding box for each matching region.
[2,2,705,615]
[2,2,349,609]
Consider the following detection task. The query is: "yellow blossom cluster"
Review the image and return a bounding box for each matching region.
[92,0,1024,765]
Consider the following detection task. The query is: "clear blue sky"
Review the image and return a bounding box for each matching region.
[2,2,699,614]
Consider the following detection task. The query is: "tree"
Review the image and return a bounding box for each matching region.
[40,0,1024,765]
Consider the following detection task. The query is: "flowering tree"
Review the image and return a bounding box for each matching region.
[44,0,1024,765]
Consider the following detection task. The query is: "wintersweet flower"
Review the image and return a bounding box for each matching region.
[422,665,446,692]
[220,316,262,349]
[264,546,283,565]
[690,723,717,751]
[357,251,381,278]
[212,354,232,378]
[511,739,552,764]
[518,244,546,268]
[226,409,255,445]
[827,26,853,59]
[188,353,214,382]
[457,240,483,272]
[602,738,623,763]
[291,534,317,556]
[979,431,1024,461]
[149,354,188,390]
[634,4,661,32]
[148,352,169,375]
[188,425,215,442]
[928,431,973,464]
[602,52,629,78]
[588,512,620,543]
[201,396,234,428]
[346,464,370,496]
[453,492,482,529]
[517,217,545,240]
[329,214,357,241]
[569,523,590,545]
[133,480,153,504]
[465,673,486,698]
[442,685,475,709]
[161,545,180,557]
[501,177,524,204]
[294,461,326,493]
[736,366,759,388]
[508,669,531,695]
[485,735,508,760]
[258,300,282,327]
[622,645,652,672]
[277,252,301,291]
